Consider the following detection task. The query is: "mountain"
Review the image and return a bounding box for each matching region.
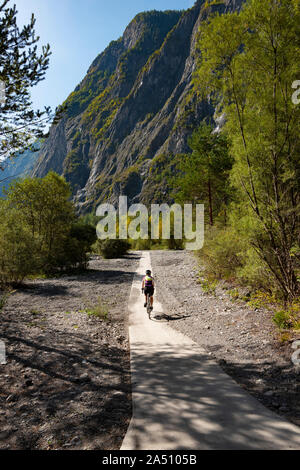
[32,0,244,212]
[0,144,41,197]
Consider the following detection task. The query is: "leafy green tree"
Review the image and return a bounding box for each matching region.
[65,223,97,269]
[194,0,300,300]
[5,172,75,272]
[0,172,97,284]
[0,202,39,284]
[0,0,55,164]
[172,122,233,226]
[0,172,97,282]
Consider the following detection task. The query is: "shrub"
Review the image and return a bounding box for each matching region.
[95,239,130,259]
[272,299,300,330]
[272,310,294,329]
[198,278,218,295]
[278,331,292,344]
[198,226,244,280]
[80,296,109,320]
[129,238,152,250]
[167,236,184,250]
[0,292,9,312]
[247,291,276,310]
[227,288,240,301]
[78,212,100,228]
[198,225,280,297]
[236,248,274,293]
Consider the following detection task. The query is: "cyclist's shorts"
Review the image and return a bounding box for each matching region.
[144,287,154,296]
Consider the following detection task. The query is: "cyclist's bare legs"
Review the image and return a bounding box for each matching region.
[144,294,154,307]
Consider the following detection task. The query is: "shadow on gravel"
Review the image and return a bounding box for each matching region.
[215,357,300,427]
[0,323,131,450]
[17,283,70,297]
[15,270,137,296]
[0,306,132,450]
[0,254,140,450]
[128,344,300,450]
[151,312,191,322]
[90,253,141,262]
[76,269,136,284]
[123,254,141,260]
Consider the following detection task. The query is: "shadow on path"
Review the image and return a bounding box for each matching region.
[126,342,300,450]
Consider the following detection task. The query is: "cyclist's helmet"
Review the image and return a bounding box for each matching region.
[146,270,151,275]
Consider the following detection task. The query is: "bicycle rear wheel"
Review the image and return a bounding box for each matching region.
[146,294,151,317]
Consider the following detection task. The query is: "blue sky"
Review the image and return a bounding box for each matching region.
[13,0,195,114]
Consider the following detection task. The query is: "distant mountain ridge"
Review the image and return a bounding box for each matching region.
[32,0,244,213]
[0,144,40,197]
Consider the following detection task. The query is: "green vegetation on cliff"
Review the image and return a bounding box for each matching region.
[57,9,183,190]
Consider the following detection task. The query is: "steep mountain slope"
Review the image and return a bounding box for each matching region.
[33,0,244,212]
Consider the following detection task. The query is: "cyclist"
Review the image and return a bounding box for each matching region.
[142,270,155,310]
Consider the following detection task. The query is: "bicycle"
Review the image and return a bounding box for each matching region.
[145,292,152,318]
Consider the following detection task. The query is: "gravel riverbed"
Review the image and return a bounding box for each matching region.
[0,253,140,450]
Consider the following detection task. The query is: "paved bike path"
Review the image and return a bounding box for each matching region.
[121,252,300,450]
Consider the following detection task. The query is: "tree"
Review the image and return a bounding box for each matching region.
[4,172,75,272]
[194,0,300,300]
[0,172,97,283]
[0,203,39,284]
[0,0,54,165]
[172,122,233,226]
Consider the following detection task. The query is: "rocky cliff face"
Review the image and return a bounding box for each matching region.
[32,0,244,212]
[0,143,41,196]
